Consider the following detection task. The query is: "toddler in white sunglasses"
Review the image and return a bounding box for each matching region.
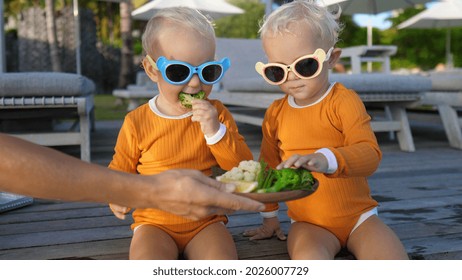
[108,7,253,260]
[245,0,408,260]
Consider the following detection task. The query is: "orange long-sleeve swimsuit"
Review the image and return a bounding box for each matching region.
[261,83,382,235]
[109,97,253,228]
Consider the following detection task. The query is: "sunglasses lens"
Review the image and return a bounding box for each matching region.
[165,64,190,83]
[264,66,285,83]
[295,58,319,77]
[202,65,222,83]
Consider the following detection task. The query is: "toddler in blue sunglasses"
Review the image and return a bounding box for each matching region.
[108,7,253,260]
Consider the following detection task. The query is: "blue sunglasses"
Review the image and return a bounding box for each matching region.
[146,55,230,85]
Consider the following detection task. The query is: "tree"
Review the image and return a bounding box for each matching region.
[118,0,133,88]
[214,0,265,39]
[45,0,62,72]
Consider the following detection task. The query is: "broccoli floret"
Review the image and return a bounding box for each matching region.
[299,168,315,188]
[256,165,315,193]
[178,91,206,108]
[265,168,300,192]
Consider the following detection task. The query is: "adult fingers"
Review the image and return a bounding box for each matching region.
[207,189,265,212]
[192,174,265,212]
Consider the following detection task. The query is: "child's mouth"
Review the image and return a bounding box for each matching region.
[178,91,206,109]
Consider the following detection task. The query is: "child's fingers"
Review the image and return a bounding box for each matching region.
[242,228,259,237]
[191,100,214,114]
[275,228,287,241]
[243,226,276,240]
[277,155,300,169]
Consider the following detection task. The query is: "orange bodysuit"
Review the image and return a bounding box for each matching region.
[109,96,253,251]
[261,83,382,247]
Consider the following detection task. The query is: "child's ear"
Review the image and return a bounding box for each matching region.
[327,48,342,69]
[142,57,160,83]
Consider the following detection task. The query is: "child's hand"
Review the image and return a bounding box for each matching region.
[191,99,220,137]
[277,153,328,173]
[109,203,131,220]
[243,217,286,241]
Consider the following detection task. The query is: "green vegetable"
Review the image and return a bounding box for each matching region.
[178,91,206,108]
[256,160,315,193]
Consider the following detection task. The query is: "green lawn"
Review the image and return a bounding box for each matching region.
[94,94,154,121]
[93,94,128,120]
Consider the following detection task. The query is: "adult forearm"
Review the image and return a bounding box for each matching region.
[0,134,147,205]
[0,134,264,218]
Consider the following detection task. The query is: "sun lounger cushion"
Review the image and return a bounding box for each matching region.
[427,70,462,92]
[0,72,95,97]
[216,38,432,94]
[223,73,432,94]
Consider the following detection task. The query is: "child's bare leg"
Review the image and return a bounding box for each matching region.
[129,225,179,260]
[184,222,237,260]
[347,215,408,260]
[287,222,341,260]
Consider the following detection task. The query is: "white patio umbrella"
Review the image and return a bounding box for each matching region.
[321,0,433,45]
[132,0,245,21]
[398,0,462,68]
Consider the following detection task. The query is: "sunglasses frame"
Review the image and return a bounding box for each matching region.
[146,55,230,85]
[255,47,334,85]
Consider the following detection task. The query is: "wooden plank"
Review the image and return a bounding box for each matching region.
[235,234,289,260]
[402,232,462,260]
[0,238,131,260]
[2,200,105,213]
[391,217,462,241]
[0,225,132,250]
[0,215,131,236]
[0,205,114,224]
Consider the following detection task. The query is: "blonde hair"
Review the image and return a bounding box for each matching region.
[259,0,343,47]
[142,7,216,57]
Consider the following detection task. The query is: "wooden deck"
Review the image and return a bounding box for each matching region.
[1,111,462,260]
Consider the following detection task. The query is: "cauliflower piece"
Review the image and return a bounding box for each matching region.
[243,171,256,182]
[220,160,260,182]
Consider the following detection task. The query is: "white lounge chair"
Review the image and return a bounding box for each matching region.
[0,72,95,161]
[419,70,462,149]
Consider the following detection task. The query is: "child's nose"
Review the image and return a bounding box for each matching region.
[187,74,201,87]
[286,69,298,81]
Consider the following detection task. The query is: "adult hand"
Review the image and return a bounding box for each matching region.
[109,203,131,220]
[139,169,265,221]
